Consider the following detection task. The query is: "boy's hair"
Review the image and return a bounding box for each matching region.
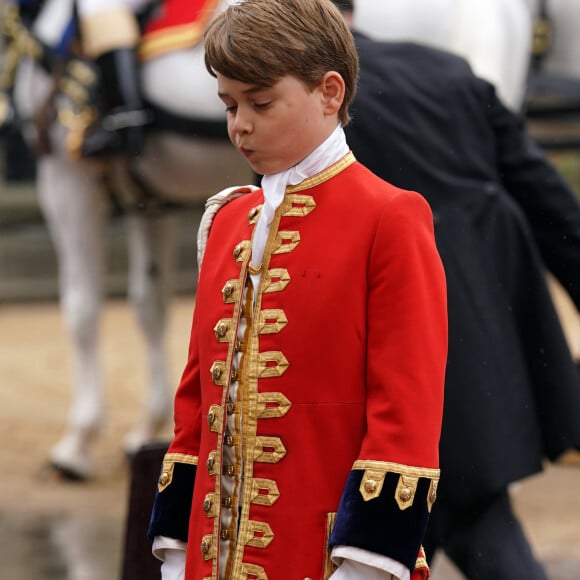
[203,0,359,126]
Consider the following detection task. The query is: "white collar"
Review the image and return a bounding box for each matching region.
[251,124,349,273]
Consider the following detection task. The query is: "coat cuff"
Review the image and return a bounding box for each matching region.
[329,460,439,573]
[148,453,198,542]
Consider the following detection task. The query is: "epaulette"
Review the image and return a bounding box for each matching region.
[196,185,259,273]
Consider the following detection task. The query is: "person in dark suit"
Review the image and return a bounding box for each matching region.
[332,1,580,579]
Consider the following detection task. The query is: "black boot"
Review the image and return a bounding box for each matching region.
[81,48,152,158]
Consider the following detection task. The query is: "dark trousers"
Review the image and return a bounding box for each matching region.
[424,489,548,580]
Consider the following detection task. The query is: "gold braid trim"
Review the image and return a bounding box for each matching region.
[157,453,198,492]
[352,460,439,511]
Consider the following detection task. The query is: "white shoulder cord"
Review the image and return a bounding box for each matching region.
[196,185,259,274]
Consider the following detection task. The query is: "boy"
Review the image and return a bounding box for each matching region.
[148,1,447,579]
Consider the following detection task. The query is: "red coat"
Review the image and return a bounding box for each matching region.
[149,154,447,579]
[140,0,219,60]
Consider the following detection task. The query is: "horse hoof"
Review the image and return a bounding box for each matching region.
[49,437,97,481]
[41,462,92,483]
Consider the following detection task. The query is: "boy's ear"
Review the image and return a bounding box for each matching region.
[320,71,345,116]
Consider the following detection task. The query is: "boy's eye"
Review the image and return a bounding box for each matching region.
[254,101,271,110]
[225,104,237,113]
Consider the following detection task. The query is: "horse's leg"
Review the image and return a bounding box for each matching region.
[36,154,107,479]
[122,208,177,454]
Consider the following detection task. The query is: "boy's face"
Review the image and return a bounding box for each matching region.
[217,73,340,175]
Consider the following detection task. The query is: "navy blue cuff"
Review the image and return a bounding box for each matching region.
[147,462,196,542]
[329,470,432,571]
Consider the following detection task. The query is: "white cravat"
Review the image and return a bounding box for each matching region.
[249,124,349,288]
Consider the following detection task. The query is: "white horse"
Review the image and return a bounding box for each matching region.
[7,0,579,481]
[354,0,533,112]
[8,0,253,479]
[355,0,580,115]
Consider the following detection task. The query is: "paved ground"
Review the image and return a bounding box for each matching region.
[0,298,579,579]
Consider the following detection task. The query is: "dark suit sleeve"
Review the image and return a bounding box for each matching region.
[486,81,580,307]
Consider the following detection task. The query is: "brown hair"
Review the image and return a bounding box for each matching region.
[203,0,359,125]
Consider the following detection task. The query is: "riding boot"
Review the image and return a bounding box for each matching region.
[81,47,152,158]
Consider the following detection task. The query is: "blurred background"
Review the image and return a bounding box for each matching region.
[2,0,580,578]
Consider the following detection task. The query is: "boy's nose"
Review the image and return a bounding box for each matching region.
[232,110,252,134]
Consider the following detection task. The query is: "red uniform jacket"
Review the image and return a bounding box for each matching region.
[140,0,219,60]
[149,154,448,579]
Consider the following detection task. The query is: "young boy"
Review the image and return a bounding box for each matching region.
[148,1,447,579]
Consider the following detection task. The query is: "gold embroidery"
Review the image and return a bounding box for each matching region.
[242,521,274,549]
[257,351,290,378]
[207,404,223,433]
[203,492,218,518]
[257,309,288,335]
[395,474,419,510]
[262,268,291,293]
[210,361,227,387]
[200,534,216,560]
[248,205,262,224]
[428,479,438,512]
[352,460,439,509]
[233,240,252,262]
[282,194,316,217]
[247,261,263,275]
[256,392,292,419]
[273,231,301,254]
[157,453,198,492]
[206,451,218,475]
[214,319,234,342]
[324,513,338,580]
[286,152,356,192]
[415,555,428,570]
[253,436,287,463]
[241,563,268,580]
[352,460,440,479]
[359,469,387,502]
[250,478,281,506]
[222,279,242,303]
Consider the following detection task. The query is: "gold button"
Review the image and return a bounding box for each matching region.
[200,538,210,556]
[235,339,243,352]
[208,410,216,427]
[230,367,239,383]
[233,244,243,259]
[227,400,235,415]
[212,365,222,381]
[225,435,234,446]
[248,207,259,221]
[223,283,234,299]
[220,529,231,541]
[399,486,412,502]
[206,452,216,472]
[203,496,213,513]
[158,472,170,486]
[222,496,232,508]
[364,479,377,494]
[223,465,235,477]
[215,322,228,339]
